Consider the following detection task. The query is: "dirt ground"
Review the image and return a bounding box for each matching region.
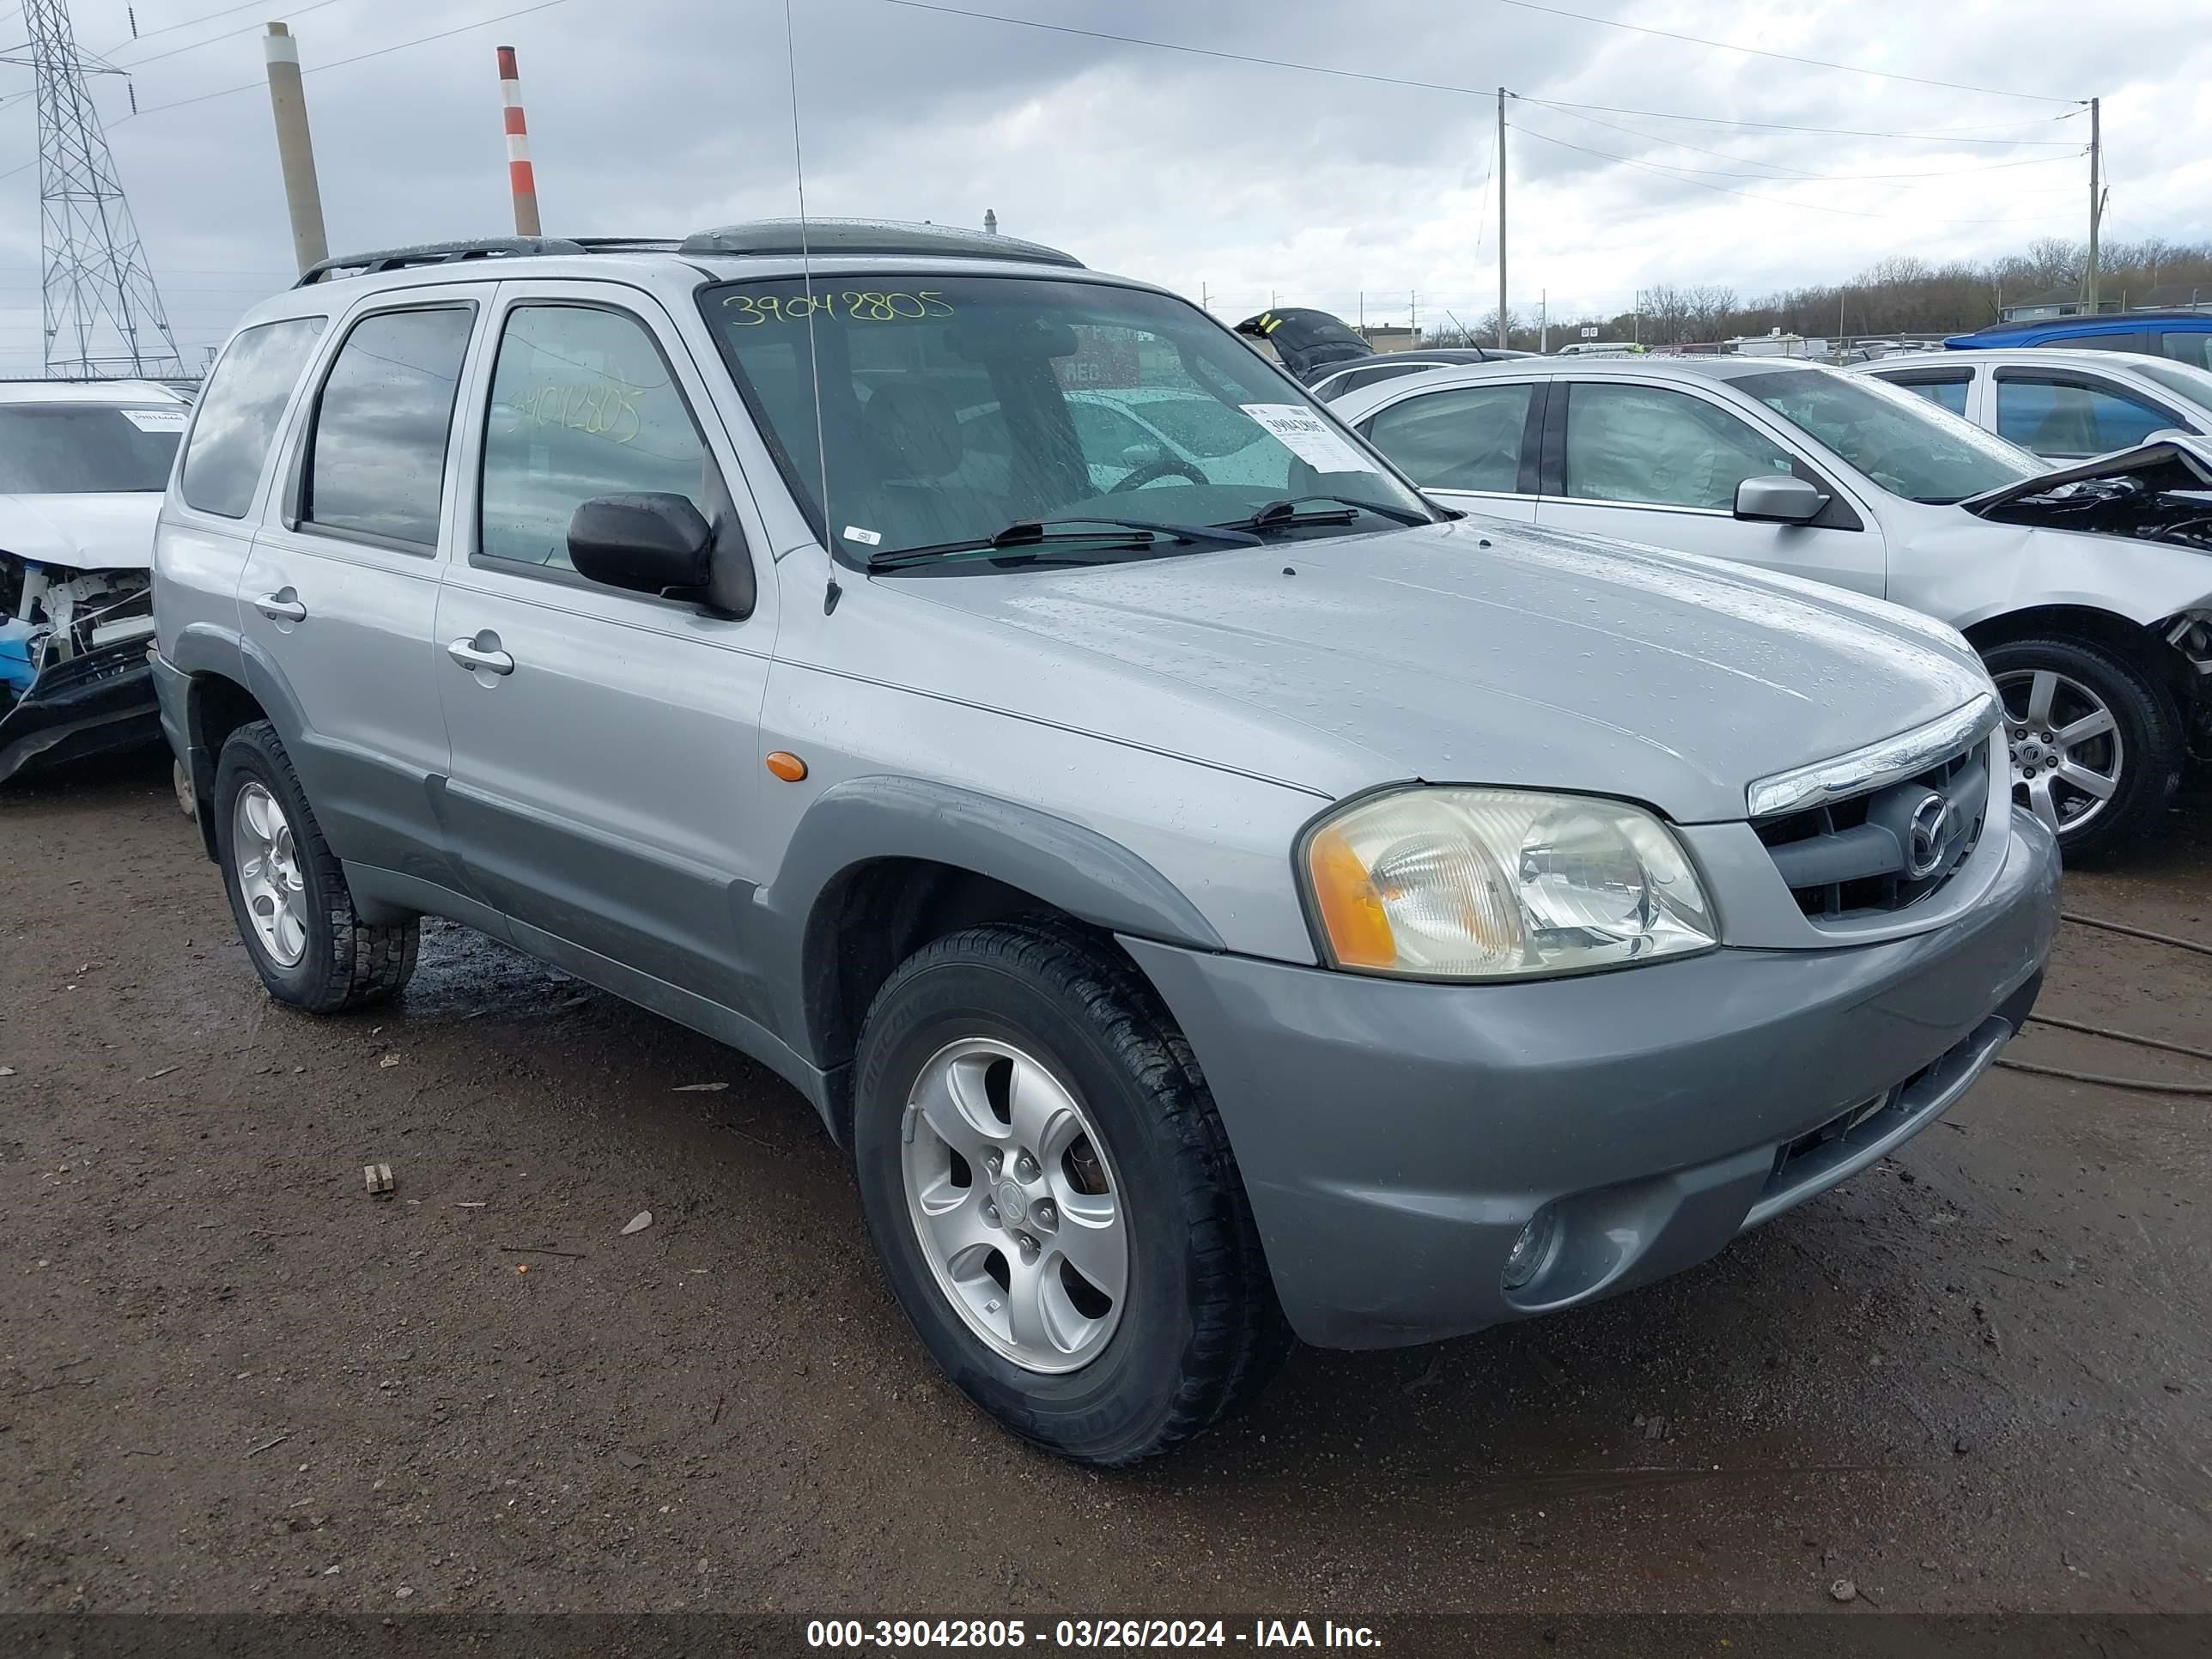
[3,750,2209,1621]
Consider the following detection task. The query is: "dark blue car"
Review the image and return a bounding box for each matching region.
[1948,310,2212,368]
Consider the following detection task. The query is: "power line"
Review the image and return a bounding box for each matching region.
[1515,97,2087,184]
[1506,115,2075,227]
[1486,0,2078,105]
[108,0,356,72]
[112,0,578,123]
[875,3,2090,153]
[1517,95,2085,147]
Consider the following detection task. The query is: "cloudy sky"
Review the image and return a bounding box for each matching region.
[2,0,2206,372]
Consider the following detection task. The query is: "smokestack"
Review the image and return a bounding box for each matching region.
[496,46,541,237]
[983,208,998,234]
[263,24,329,274]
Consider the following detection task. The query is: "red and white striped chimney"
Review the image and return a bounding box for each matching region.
[495,46,541,237]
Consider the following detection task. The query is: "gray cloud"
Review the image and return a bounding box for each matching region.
[0,0,2199,370]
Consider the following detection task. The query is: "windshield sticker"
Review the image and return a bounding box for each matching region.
[121,408,187,432]
[841,526,884,546]
[722,290,955,327]
[1237,404,1379,474]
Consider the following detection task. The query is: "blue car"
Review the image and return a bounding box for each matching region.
[1948,309,2212,368]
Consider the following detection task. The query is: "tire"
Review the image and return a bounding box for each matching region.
[211,720,417,1012]
[1982,635,2183,861]
[851,922,1288,1466]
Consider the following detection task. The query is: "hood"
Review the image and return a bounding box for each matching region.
[0,492,162,572]
[892,518,1991,823]
[1234,307,1376,382]
[1960,434,2212,516]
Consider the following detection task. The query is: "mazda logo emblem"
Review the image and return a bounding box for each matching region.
[1906,793,1955,879]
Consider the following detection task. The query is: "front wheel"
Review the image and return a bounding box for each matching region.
[851,924,1287,1465]
[1983,635,2182,861]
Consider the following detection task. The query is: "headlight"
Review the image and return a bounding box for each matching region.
[1301,787,1716,980]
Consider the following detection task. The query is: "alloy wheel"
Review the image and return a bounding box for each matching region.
[1994,666,2123,838]
[232,780,309,968]
[900,1036,1129,1374]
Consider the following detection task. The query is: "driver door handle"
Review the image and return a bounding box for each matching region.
[253,592,307,623]
[447,637,514,676]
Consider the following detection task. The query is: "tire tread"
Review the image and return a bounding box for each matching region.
[864,921,1290,1463]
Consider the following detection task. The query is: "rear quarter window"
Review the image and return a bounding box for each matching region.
[179,316,329,519]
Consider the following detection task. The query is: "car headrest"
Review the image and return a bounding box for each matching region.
[862,380,964,480]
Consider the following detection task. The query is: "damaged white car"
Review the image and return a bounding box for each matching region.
[0,380,187,783]
[1336,357,2212,855]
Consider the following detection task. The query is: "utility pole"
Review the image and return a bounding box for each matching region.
[1496,88,1509,349]
[2085,96,2102,311]
[262,23,328,275]
[1539,289,1547,354]
[1410,289,1418,344]
[496,46,541,237]
[1200,281,1208,313]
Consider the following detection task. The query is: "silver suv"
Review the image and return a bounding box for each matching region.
[152,222,2060,1464]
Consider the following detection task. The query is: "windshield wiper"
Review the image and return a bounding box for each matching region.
[1215,493,1433,533]
[866,516,1261,572]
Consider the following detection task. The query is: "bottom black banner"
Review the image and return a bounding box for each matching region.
[0,1613,2204,1659]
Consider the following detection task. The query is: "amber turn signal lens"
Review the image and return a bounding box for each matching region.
[765,750,808,781]
[1306,823,1397,969]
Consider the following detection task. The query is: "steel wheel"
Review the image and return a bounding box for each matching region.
[901,1036,1129,1375]
[1996,665,2123,838]
[231,779,308,968]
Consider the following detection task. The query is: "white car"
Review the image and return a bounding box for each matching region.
[0,379,189,781]
[1335,356,2212,855]
[1853,348,2212,461]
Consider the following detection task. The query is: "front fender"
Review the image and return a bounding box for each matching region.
[753,775,1225,1070]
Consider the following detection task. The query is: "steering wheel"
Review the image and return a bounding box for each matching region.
[1109,453,1207,492]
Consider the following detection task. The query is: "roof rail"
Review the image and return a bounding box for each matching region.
[294,235,678,286]
[678,217,1082,268]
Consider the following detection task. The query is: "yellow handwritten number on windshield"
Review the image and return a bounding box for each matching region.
[721,290,954,326]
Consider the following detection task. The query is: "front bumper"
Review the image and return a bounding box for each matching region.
[1121,807,2061,1350]
[0,638,162,784]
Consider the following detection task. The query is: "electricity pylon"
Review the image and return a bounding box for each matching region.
[2,1,183,379]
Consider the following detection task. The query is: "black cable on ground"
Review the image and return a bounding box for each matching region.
[2059,910,2212,959]
[2023,1012,2212,1066]
[1995,1058,2212,1097]
[1996,912,2212,1094]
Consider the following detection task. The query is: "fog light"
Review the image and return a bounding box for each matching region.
[1502,1206,1559,1291]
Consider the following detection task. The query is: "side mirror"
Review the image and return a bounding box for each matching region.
[1735,474,1829,525]
[568,494,714,595]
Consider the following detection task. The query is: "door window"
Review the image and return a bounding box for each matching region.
[179,317,327,519]
[301,307,476,548]
[479,304,714,570]
[1880,373,1970,416]
[1563,382,1796,510]
[1362,384,1533,492]
[1994,374,2174,457]
[2160,331,2212,370]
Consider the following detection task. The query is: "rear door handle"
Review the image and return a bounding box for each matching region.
[447,637,514,676]
[253,591,307,623]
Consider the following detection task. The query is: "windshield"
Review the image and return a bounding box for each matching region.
[1734,368,2040,504]
[2131,358,2212,412]
[697,275,1432,562]
[0,404,185,494]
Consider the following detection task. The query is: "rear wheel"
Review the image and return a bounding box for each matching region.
[851,923,1287,1465]
[213,720,417,1012]
[1984,635,2181,860]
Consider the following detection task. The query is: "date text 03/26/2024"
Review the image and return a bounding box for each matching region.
[805,1620,1382,1650]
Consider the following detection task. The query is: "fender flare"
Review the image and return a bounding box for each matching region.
[756,775,1224,1068]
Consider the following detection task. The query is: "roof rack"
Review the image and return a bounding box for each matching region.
[678,218,1082,268]
[295,236,681,286]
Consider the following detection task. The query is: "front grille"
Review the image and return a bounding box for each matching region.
[1753,738,1990,921]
